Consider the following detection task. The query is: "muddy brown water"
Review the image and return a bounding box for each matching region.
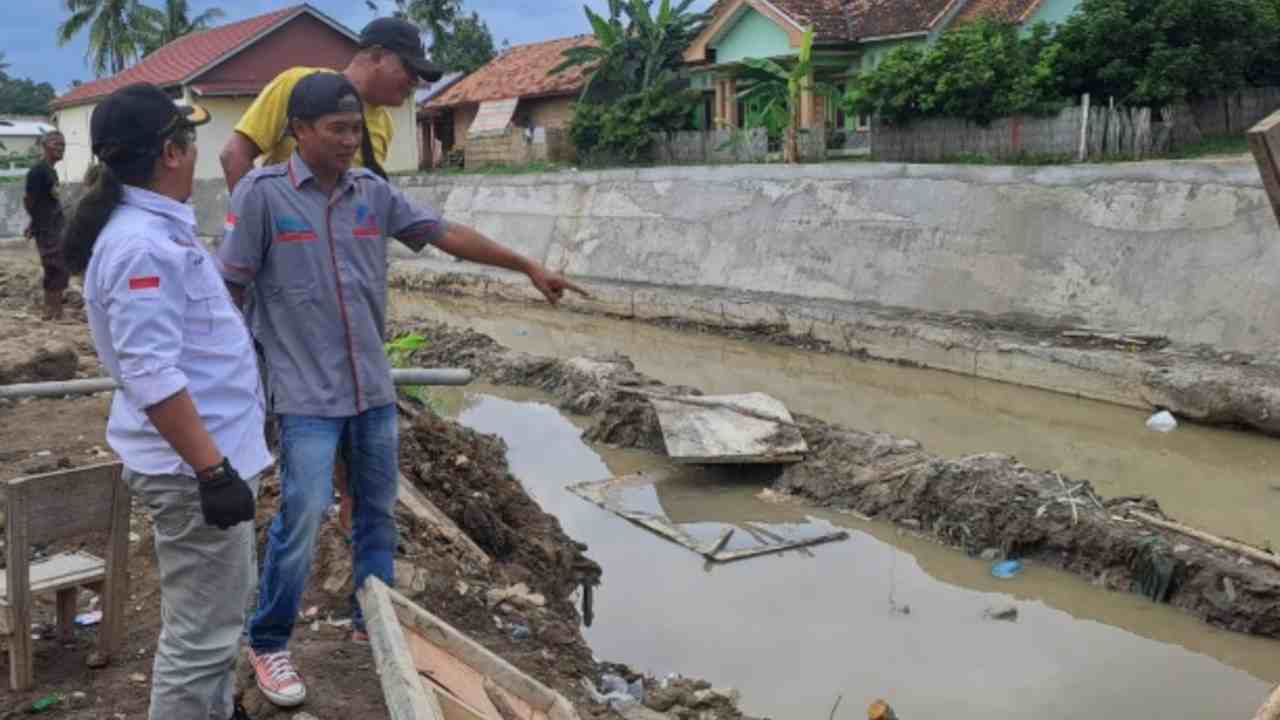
[392,292,1280,552]
[440,384,1276,719]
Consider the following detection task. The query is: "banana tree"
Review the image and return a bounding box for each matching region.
[551,0,631,102]
[733,29,837,163]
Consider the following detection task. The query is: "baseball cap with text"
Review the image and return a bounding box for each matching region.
[90,83,210,165]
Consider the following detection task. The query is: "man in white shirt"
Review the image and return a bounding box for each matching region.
[64,82,266,720]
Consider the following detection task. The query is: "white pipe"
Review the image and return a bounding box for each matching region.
[0,368,473,401]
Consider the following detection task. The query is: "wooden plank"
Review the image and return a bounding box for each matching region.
[99,468,130,660]
[358,577,445,720]
[0,551,104,596]
[1249,109,1280,228]
[6,481,33,691]
[398,475,491,569]
[7,463,120,546]
[56,588,78,642]
[405,629,506,719]
[384,585,581,720]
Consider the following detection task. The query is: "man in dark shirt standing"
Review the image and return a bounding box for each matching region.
[24,130,68,320]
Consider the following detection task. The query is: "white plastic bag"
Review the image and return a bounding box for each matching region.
[1146,410,1178,433]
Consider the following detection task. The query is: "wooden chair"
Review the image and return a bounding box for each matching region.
[0,462,130,691]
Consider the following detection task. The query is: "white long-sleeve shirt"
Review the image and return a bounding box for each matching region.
[84,186,271,479]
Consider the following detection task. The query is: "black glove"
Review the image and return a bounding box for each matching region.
[197,459,255,530]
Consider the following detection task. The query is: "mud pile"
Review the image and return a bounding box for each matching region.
[237,409,757,719]
[402,321,1280,640]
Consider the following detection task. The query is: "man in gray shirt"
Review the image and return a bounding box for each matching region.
[217,72,583,709]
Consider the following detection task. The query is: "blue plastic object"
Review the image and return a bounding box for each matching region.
[991,559,1024,579]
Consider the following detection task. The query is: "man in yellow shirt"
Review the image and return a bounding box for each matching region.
[219,17,441,190]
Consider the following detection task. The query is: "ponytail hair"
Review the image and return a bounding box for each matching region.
[63,128,192,275]
[63,163,124,276]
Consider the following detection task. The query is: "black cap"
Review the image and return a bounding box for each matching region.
[359,17,443,81]
[91,83,210,165]
[287,73,365,126]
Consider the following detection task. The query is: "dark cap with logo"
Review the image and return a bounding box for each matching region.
[359,17,443,81]
[91,83,210,165]
[287,72,365,126]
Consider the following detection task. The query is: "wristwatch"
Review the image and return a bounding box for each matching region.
[196,458,233,483]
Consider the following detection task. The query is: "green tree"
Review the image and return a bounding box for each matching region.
[553,0,710,101]
[365,0,460,48]
[140,0,226,54]
[569,82,700,163]
[0,76,58,115]
[0,51,9,77]
[57,0,163,77]
[431,11,495,74]
[845,19,1064,126]
[1054,0,1267,107]
[735,30,836,162]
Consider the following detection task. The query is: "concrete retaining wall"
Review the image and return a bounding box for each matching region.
[5,159,1278,358]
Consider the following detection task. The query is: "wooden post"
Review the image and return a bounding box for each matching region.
[6,482,33,691]
[1078,93,1090,162]
[800,71,815,129]
[725,77,739,128]
[713,79,724,129]
[1248,109,1280,228]
[99,469,130,661]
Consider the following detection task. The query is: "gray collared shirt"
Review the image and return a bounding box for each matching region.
[217,153,445,417]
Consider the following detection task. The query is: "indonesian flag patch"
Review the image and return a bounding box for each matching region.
[128,276,161,291]
[224,213,238,232]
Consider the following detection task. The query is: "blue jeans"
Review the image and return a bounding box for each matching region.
[248,403,399,653]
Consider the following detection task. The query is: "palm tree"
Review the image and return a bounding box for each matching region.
[553,0,710,101]
[141,0,226,55]
[57,0,163,77]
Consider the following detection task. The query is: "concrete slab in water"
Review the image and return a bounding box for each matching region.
[648,392,808,464]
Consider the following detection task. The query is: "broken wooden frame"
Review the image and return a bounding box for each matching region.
[358,576,580,720]
[569,473,848,563]
[1249,110,1280,228]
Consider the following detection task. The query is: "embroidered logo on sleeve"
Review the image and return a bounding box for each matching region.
[353,204,381,238]
[275,215,318,243]
[128,276,161,291]
[224,213,238,232]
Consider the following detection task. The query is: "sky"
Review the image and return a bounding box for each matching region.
[2,0,715,95]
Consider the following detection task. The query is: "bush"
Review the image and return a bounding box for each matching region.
[569,85,700,164]
[846,19,1065,127]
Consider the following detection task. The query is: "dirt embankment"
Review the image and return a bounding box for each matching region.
[0,252,756,719]
[401,321,1280,641]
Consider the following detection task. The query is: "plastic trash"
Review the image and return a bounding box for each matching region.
[991,559,1024,579]
[74,610,102,627]
[510,623,530,641]
[600,674,628,695]
[29,694,61,713]
[1146,410,1178,433]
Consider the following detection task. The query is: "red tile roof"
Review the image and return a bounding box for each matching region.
[845,0,960,39]
[425,35,597,110]
[52,5,306,109]
[954,0,1044,24]
[771,0,850,41]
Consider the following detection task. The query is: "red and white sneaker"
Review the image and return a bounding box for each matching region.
[248,648,306,708]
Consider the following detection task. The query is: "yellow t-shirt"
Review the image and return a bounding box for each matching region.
[235,67,395,168]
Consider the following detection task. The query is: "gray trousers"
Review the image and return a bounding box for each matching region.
[126,470,259,720]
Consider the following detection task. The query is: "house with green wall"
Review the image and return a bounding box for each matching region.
[684,0,1082,142]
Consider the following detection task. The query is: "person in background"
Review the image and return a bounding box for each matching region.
[24,130,69,320]
[218,72,584,709]
[63,82,267,720]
